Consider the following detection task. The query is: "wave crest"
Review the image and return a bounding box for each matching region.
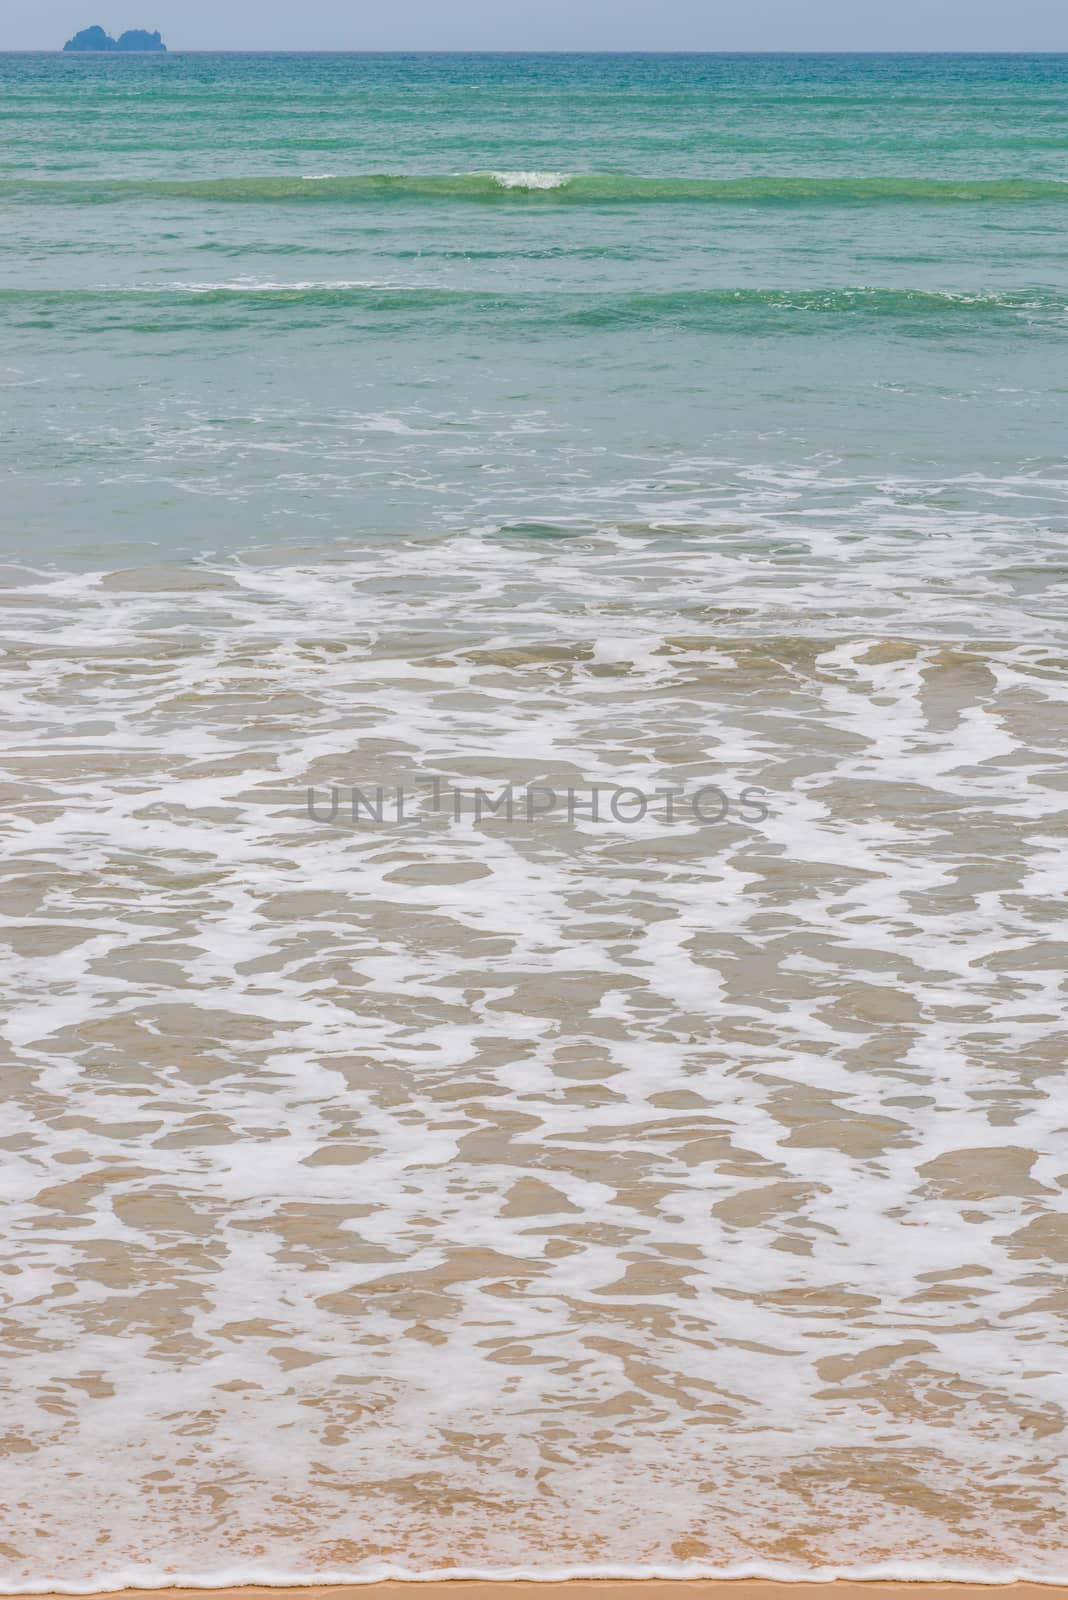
[5,172,1068,205]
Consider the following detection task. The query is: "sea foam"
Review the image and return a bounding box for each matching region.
[1,514,1066,1586]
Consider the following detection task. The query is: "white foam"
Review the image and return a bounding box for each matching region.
[489,170,571,190]
[8,1560,1067,1594]
[143,278,399,293]
[1,519,1066,1586]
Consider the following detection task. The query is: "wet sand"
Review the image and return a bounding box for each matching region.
[10,1582,1068,1600]
[6,557,1067,1585]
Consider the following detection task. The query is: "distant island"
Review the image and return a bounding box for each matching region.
[63,25,167,51]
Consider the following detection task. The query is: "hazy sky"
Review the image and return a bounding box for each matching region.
[4,0,1068,53]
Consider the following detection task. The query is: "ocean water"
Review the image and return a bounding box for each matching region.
[1,50,1067,1589]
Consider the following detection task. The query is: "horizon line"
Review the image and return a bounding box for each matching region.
[9,46,1068,55]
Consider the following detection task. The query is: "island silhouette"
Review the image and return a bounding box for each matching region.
[63,25,167,50]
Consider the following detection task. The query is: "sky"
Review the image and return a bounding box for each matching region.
[3,0,1067,53]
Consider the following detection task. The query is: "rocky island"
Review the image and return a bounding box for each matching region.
[63,25,167,50]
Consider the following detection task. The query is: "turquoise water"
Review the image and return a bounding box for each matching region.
[2,53,1068,1589]
[2,52,1067,562]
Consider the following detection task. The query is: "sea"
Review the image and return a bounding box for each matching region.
[0,50,1066,1589]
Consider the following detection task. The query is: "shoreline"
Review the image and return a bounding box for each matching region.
[8,1584,1068,1599]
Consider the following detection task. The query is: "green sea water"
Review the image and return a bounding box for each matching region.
[2,51,1067,563]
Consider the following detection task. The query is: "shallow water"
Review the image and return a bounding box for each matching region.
[0,51,1066,1589]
